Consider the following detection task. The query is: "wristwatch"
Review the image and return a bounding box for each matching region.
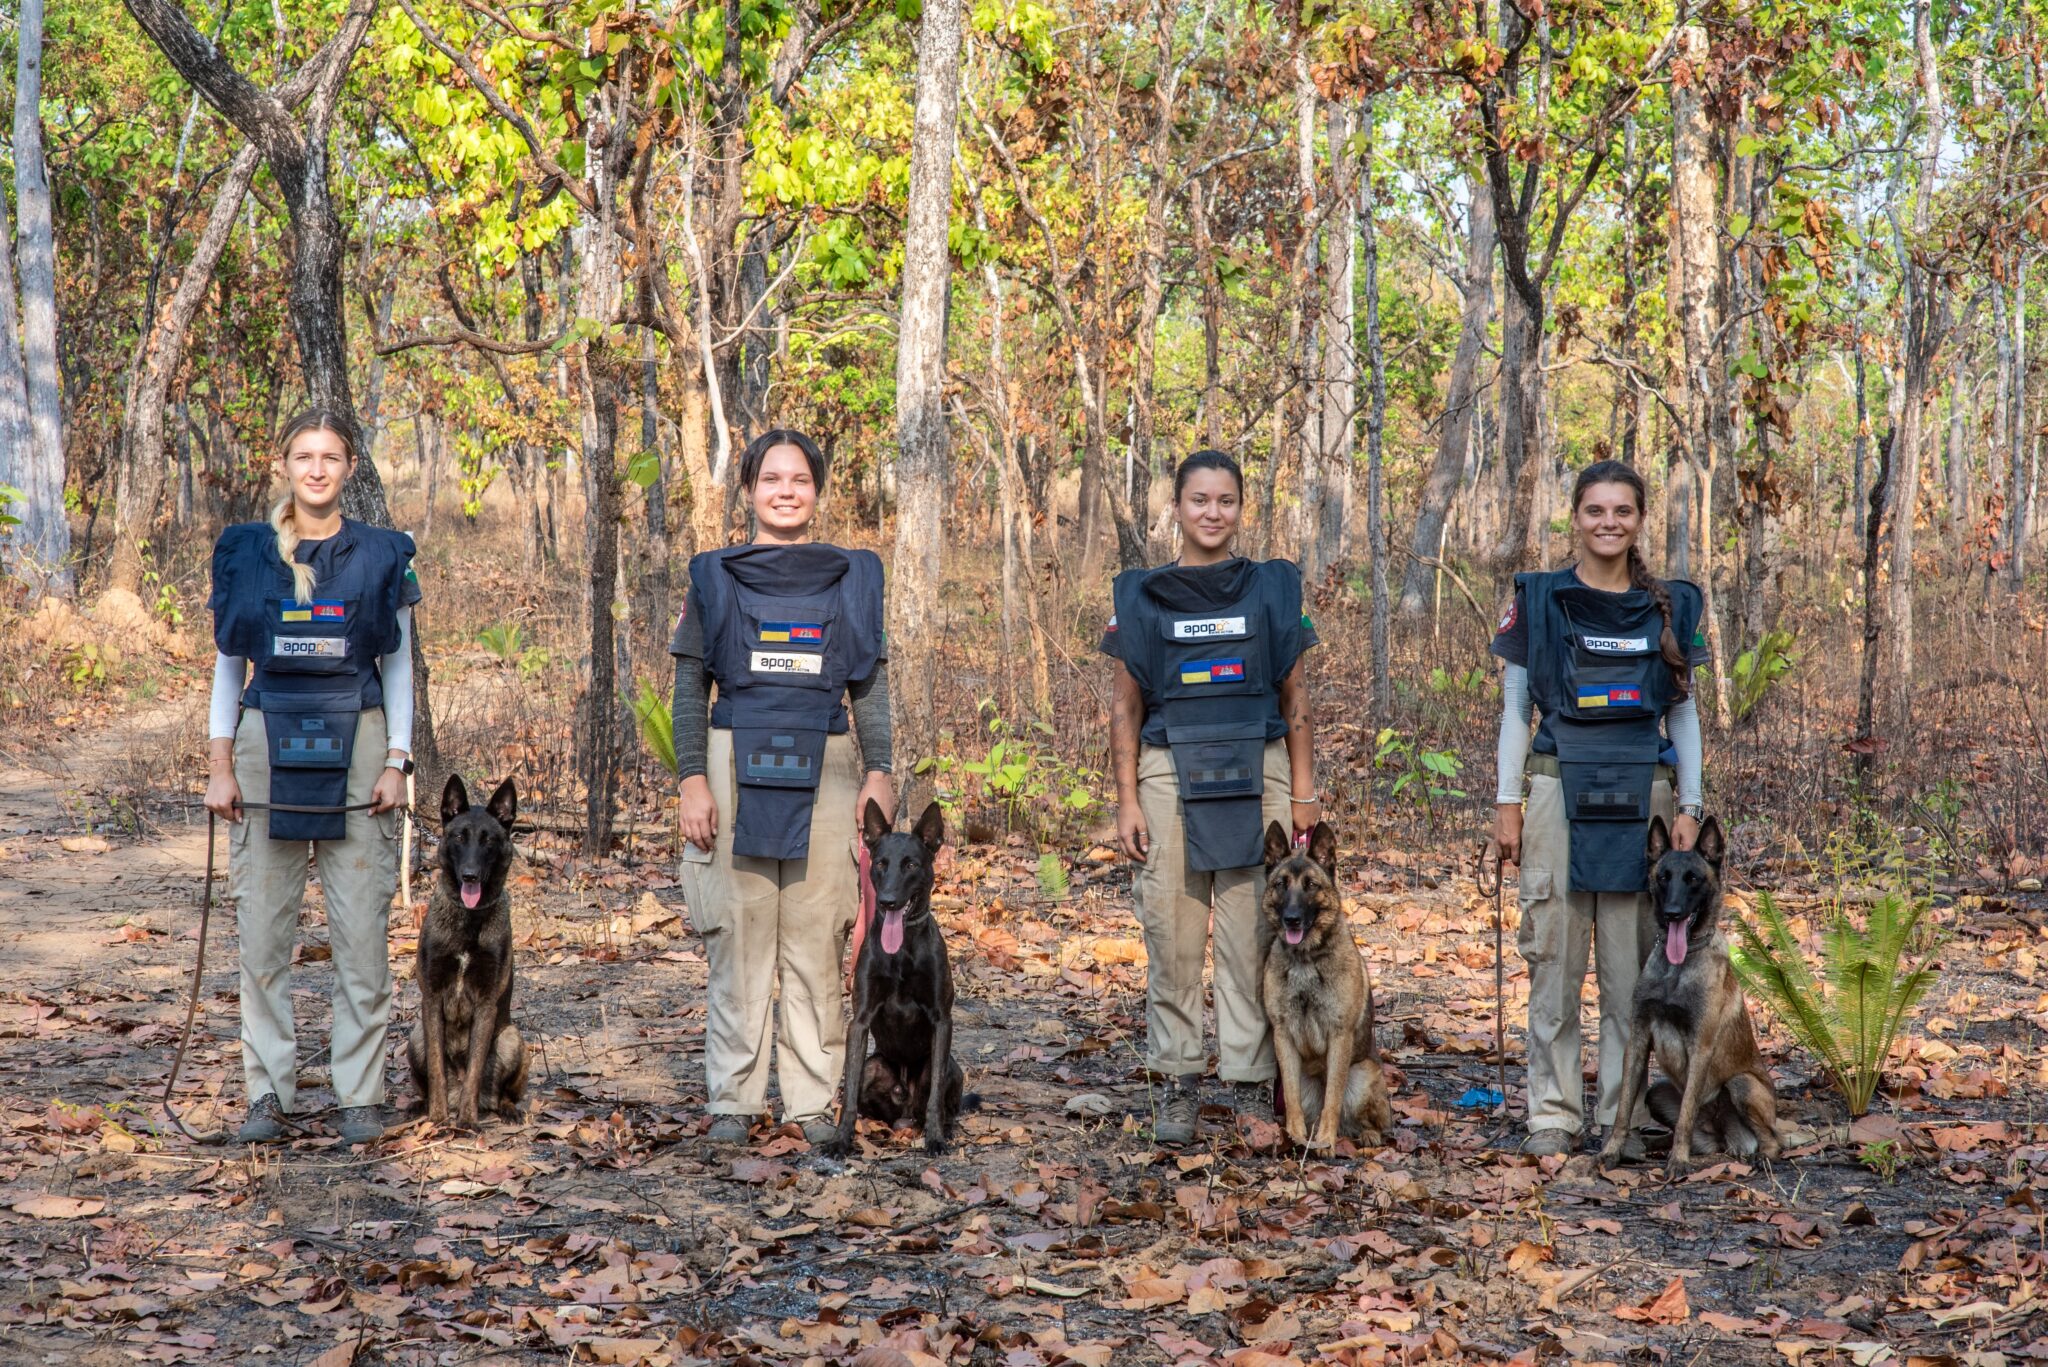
[385,757,416,776]
[1677,802,1704,819]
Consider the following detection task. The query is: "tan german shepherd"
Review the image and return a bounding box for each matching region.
[1599,815,1782,1177]
[1259,821,1392,1150]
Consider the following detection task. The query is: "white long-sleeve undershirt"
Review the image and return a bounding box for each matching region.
[1494,662,1702,808]
[210,605,415,754]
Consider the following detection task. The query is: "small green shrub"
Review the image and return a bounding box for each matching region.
[916,698,1100,842]
[1036,852,1070,898]
[1729,890,1948,1116]
[478,623,526,662]
[629,679,677,776]
[64,642,121,692]
[1374,726,1465,833]
[1731,629,1796,720]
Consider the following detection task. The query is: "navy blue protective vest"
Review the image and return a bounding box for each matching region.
[691,542,884,861]
[1520,568,1702,893]
[1113,558,1304,872]
[212,519,413,841]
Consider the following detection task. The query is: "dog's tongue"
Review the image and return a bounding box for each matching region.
[1284,924,1305,946]
[881,908,905,955]
[1664,919,1690,965]
[461,879,483,910]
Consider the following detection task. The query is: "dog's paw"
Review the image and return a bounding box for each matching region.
[816,1132,855,1159]
[426,1105,449,1128]
[923,1132,949,1156]
[1596,1146,1627,1171]
[1663,1153,1695,1181]
[1284,1122,1311,1149]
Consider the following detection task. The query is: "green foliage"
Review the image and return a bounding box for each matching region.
[1731,629,1797,720]
[63,643,120,692]
[629,679,677,776]
[478,623,526,662]
[1858,1139,1903,1183]
[915,699,1100,842]
[1374,727,1465,833]
[1728,890,1948,1117]
[0,485,22,532]
[1035,852,1069,898]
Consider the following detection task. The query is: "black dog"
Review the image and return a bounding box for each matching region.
[821,800,966,1155]
[407,775,528,1128]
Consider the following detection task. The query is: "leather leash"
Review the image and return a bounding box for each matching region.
[1476,838,1508,1109]
[163,800,385,1145]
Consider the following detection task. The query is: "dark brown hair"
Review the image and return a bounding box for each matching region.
[739,428,828,490]
[1172,448,1244,501]
[1571,459,1690,700]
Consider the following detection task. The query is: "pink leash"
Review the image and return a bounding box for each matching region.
[845,842,875,989]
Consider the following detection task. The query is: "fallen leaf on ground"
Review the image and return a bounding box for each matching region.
[1613,1276,1690,1324]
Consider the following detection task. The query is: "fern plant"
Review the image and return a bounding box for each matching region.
[1731,629,1797,720]
[1728,890,1948,1116]
[629,679,678,776]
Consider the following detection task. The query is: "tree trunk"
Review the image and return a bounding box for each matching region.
[1359,95,1389,722]
[1853,429,1892,783]
[1306,99,1356,581]
[0,155,35,554]
[888,0,963,806]
[14,0,72,595]
[579,345,625,855]
[1400,172,1494,614]
[1192,179,1223,449]
[636,324,672,666]
[2008,262,2030,590]
[109,144,260,596]
[1490,279,1543,579]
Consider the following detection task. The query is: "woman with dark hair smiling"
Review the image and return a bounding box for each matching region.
[1491,459,1710,1159]
[670,429,894,1147]
[1103,450,1321,1146]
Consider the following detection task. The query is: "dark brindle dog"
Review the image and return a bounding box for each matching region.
[1260,821,1392,1151]
[408,776,528,1128]
[1600,816,1781,1176]
[821,800,966,1156]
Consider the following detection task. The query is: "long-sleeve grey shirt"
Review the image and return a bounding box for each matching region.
[667,603,891,780]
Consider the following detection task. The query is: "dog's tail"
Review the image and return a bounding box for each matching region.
[960,1092,985,1114]
[1645,1080,1681,1129]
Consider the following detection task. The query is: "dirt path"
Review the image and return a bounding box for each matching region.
[0,709,2041,1365]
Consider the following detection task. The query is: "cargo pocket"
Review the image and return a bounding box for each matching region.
[679,841,728,940]
[1515,869,1565,966]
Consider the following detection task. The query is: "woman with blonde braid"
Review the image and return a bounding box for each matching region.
[204,409,421,1145]
[1491,460,1710,1159]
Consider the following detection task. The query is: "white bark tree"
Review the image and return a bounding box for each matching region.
[14,0,71,594]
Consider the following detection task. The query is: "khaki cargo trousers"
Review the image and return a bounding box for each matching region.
[1132,738,1294,1083]
[679,728,861,1123]
[230,708,400,1112]
[1516,765,1674,1138]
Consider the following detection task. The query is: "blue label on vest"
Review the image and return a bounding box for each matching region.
[1576,684,1645,709]
[1179,658,1246,685]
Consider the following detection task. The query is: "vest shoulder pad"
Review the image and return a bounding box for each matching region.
[1254,557,1304,607]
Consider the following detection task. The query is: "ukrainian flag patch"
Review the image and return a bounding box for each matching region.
[1577,684,1643,709]
[1180,658,1246,685]
[759,622,823,644]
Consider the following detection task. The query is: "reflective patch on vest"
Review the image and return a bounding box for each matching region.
[278,735,346,760]
[1179,658,1246,685]
[1582,635,1650,653]
[758,622,824,643]
[745,751,814,780]
[1186,763,1255,796]
[750,650,824,675]
[1171,615,1247,640]
[1576,684,1644,709]
[273,635,348,659]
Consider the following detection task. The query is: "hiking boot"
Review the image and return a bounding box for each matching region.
[1230,1080,1275,1122]
[1521,1127,1578,1158]
[336,1105,384,1146]
[237,1093,289,1144]
[704,1115,752,1145]
[797,1117,841,1148]
[1154,1075,1202,1146]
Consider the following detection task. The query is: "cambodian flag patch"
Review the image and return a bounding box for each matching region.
[1577,684,1643,709]
[311,601,346,619]
[1181,658,1246,685]
[759,622,823,644]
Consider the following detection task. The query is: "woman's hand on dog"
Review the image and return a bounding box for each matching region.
[856,771,895,831]
[1117,802,1150,863]
[1671,812,1700,851]
[680,774,719,852]
[1493,803,1523,867]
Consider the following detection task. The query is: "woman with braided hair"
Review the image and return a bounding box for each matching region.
[1489,460,1710,1159]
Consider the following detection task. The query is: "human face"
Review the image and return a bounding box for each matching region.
[1174,467,1242,561]
[1572,480,1644,564]
[281,427,353,516]
[749,444,819,541]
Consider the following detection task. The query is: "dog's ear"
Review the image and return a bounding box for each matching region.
[861,798,891,846]
[1646,814,1672,864]
[1263,821,1291,869]
[913,801,946,853]
[441,774,470,825]
[1307,820,1338,875]
[485,778,517,830]
[1693,814,1726,871]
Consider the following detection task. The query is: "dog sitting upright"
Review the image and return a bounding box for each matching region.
[1260,821,1392,1151]
[408,775,528,1128]
[821,800,965,1156]
[1600,816,1781,1176]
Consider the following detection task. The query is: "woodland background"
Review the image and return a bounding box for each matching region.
[0,0,2047,1364]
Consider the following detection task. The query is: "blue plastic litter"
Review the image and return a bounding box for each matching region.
[1455,1087,1505,1109]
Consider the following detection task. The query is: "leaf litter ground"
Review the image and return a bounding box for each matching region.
[1,709,2046,1365]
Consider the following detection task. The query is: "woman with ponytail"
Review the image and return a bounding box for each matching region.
[204,409,421,1146]
[1489,460,1709,1159]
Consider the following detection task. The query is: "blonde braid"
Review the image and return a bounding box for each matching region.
[270,497,318,604]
